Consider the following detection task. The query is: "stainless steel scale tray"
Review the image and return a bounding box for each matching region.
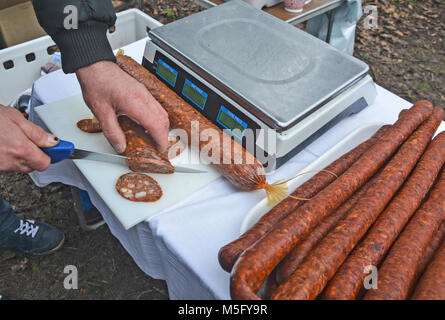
[149,0,369,131]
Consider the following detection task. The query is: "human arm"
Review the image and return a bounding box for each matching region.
[31,0,169,152]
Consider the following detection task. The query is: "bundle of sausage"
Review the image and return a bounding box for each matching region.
[219,125,391,272]
[363,160,445,300]
[222,101,445,300]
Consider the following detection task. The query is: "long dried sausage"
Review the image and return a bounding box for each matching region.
[118,115,175,174]
[116,172,163,202]
[276,176,375,285]
[116,55,266,191]
[218,126,390,272]
[231,102,433,300]
[364,167,445,300]
[413,221,445,285]
[264,270,279,300]
[230,102,433,300]
[272,107,442,300]
[411,240,445,300]
[405,221,445,297]
[323,118,445,300]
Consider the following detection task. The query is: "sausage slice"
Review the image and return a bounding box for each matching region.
[77,118,102,133]
[116,172,162,202]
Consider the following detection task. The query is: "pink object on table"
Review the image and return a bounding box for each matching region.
[283,0,306,13]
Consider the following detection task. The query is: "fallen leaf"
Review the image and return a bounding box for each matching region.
[11,257,28,273]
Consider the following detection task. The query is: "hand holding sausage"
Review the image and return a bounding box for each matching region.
[116,55,267,192]
[76,61,170,154]
[0,105,59,173]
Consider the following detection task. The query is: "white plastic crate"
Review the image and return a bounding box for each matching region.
[0,9,162,105]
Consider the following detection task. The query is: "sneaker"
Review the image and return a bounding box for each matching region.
[0,217,64,255]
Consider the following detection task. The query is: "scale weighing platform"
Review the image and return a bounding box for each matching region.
[142,0,376,170]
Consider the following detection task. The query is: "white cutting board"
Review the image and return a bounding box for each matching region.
[35,94,221,230]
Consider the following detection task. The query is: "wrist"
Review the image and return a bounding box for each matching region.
[52,21,116,74]
[76,60,116,78]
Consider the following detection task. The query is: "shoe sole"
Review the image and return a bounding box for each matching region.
[32,234,66,256]
[1,234,66,256]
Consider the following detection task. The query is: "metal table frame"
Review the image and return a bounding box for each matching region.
[192,0,345,42]
[71,187,106,231]
[137,0,344,42]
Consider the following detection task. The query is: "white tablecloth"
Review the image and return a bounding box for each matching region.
[29,39,442,300]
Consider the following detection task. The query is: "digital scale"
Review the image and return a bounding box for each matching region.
[142,0,376,170]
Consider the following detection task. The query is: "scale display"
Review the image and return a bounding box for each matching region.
[156,58,178,87]
[147,52,260,145]
[217,106,248,139]
[182,79,208,110]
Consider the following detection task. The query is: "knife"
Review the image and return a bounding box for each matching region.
[41,140,207,174]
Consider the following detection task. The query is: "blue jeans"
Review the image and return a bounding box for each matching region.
[0,196,16,239]
[0,195,13,220]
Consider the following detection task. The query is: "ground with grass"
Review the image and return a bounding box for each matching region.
[355,0,444,106]
[0,0,443,299]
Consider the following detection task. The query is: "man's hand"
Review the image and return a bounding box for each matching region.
[0,105,59,173]
[76,61,170,154]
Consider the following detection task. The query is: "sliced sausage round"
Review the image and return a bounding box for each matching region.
[77,118,102,133]
[116,172,162,202]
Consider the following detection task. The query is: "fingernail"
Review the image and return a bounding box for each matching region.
[48,135,59,146]
[114,143,125,154]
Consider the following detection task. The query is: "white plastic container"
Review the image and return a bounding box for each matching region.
[0,9,162,105]
[242,0,283,9]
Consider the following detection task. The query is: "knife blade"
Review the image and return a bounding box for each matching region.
[41,140,207,174]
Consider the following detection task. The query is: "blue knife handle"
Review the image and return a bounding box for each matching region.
[41,140,75,164]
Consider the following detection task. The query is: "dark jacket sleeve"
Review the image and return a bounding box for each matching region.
[32,0,117,73]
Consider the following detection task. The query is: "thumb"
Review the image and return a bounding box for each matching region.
[96,108,127,154]
[16,118,59,148]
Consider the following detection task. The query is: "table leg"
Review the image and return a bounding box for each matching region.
[325,10,335,43]
[70,187,105,232]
